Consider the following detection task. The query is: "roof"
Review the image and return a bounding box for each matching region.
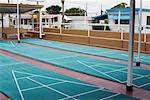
[0,3,44,14]
[106,8,150,13]
[92,14,108,20]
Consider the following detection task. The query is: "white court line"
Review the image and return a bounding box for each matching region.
[12,70,24,100]
[10,41,15,47]
[101,93,121,100]
[0,62,26,67]
[91,50,116,55]
[121,54,150,62]
[139,82,150,88]
[27,77,76,100]
[104,68,127,74]
[77,60,124,83]
[14,70,101,88]
[83,61,144,77]
[132,74,150,81]
[21,81,66,92]
[45,55,80,61]
[60,88,103,100]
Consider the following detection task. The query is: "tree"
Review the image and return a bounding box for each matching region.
[112,2,129,9]
[65,7,86,16]
[46,5,61,14]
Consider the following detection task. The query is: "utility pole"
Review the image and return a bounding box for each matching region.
[127,0,136,92]
[61,0,65,23]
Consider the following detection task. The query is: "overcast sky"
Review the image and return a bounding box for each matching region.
[0,0,150,15]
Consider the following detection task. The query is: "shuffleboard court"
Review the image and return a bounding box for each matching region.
[22,38,150,65]
[0,41,150,91]
[0,54,135,100]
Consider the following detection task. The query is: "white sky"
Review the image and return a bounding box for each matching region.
[0,0,150,15]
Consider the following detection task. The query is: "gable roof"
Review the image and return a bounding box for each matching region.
[106,8,150,13]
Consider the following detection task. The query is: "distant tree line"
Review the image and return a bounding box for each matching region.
[45,2,129,16]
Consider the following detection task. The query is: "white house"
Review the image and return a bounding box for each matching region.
[106,8,150,33]
[67,16,92,29]
[11,13,71,30]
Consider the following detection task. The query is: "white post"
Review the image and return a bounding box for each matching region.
[60,23,62,34]
[17,0,20,43]
[39,9,42,38]
[88,24,90,37]
[136,0,142,66]
[127,0,135,91]
[118,11,121,32]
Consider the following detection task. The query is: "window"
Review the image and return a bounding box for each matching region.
[24,19,27,25]
[51,18,54,23]
[42,19,45,25]
[21,19,23,24]
[54,17,58,22]
[147,16,150,25]
[115,20,129,24]
[13,20,16,25]
[28,19,32,25]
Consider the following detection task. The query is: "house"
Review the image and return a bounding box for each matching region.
[11,13,71,29]
[92,8,150,33]
[67,16,93,29]
[107,8,150,33]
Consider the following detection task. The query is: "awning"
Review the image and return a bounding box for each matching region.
[92,14,108,20]
[108,14,130,20]
[0,3,44,14]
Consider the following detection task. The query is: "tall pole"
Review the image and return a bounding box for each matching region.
[8,0,10,27]
[136,0,142,66]
[39,9,42,39]
[127,0,135,91]
[118,11,121,32]
[61,0,65,23]
[17,0,20,43]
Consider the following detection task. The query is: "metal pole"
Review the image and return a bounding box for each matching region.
[17,0,20,43]
[61,0,65,23]
[136,0,142,66]
[2,14,4,38]
[39,9,42,38]
[126,0,135,91]
[118,11,121,32]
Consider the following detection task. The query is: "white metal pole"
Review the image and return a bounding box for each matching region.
[127,0,135,91]
[118,11,121,32]
[39,9,42,38]
[136,0,142,66]
[17,0,20,43]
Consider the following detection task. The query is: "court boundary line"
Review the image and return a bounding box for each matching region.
[77,60,124,83]
[27,77,75,99]
[46,55,80,61]
[60,88,103,100]
[12,70,24,100]
[14,70,102,88]
[10,41,15,48]
[139,82,150,88]
[78,60,150,87]
[0,62,26,67]
[21,81,66,92]
[84,61,148,77]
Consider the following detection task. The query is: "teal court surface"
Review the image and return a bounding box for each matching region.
[0,54,135,100]
[0,40,150,91]
[22,38,150,65]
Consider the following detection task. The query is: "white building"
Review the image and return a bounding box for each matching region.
[67,16,92,29]
[106,8,150,33]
